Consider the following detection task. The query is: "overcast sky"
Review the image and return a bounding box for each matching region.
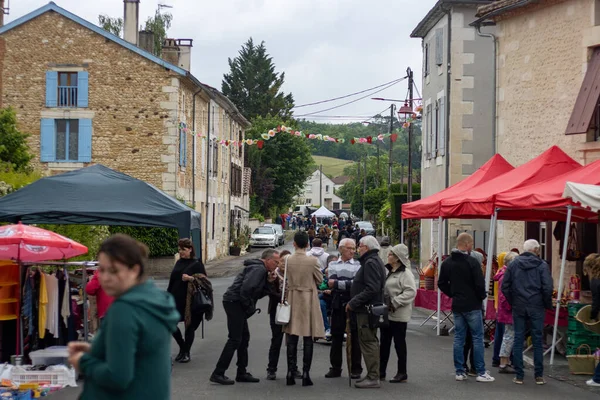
[9,0,436,123]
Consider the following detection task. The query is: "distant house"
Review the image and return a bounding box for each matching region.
[296,170,343,210]
[331,175,351,192]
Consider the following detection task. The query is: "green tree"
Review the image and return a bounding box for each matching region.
[144,10,173,56]
[98,14,123,37]
[0,107,33,172]
[222,38,294,120]
[246,115,312,216]
[364,186,388,216]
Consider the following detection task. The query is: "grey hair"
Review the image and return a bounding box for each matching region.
[359,235,381,251]
[470,250,483,265]
[339,238,356,248]
[504,251,519,266]
[261,249,280,260]
[523,239,541,253]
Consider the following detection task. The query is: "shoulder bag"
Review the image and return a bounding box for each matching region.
[191,281,212,315]
[275,257,291,325]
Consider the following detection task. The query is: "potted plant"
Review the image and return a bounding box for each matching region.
[230,225,250,256]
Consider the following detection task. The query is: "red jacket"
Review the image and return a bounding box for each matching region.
[85,270,115,318]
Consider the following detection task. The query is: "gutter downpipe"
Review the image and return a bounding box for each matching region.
[474,24,497,154]
[205,103,211,262]
[443,4,451,255]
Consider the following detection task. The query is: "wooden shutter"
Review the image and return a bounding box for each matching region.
[77,71,89,108]
[45,71,58,108]
[40,119,56,161]
[435,29,443,66]
[438,97,446,155]
[78,119,92,162]
[566,48,600,134]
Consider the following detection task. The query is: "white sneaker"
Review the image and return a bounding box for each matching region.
[325,329,332,339]
[476,372,495,383]
[587,379,600,387]
[455,373,468,381]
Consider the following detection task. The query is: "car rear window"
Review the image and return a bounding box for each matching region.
[255,227,274,234]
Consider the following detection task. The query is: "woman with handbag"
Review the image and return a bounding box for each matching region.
[283,231,325,386]
[380,244,416,383]
[167,238,208,363]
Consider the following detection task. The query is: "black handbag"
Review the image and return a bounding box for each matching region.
[367,302,389,329]
[191,284,212,315]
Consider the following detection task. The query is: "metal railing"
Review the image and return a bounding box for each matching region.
[58,86,78,107]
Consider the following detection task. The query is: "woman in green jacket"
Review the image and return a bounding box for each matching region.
[68,234,180,399]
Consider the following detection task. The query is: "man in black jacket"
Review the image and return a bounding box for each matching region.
[210,250,280,385]
[347,235,386,389]
[438,233,494,383]
[502,239,553,385]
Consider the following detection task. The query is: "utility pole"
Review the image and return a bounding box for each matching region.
[388,103,395,196]
[363,155,367,219]
[319,164,323,207]
[376,137,380,187]
[407,67,414,203]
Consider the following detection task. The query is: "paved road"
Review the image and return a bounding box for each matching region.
[51,242,600,399]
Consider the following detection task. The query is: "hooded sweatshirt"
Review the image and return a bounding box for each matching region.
[222,259,272,317]
[438,249,486,313]
[501,252,553,311]
[79,280,179,400]
[306,247,330,271]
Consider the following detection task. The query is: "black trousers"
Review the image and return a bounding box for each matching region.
[172,313,203,353]
[267,311,284,372]
[380,321,408,376]
[330,308,362,374]
[213,301,250,376]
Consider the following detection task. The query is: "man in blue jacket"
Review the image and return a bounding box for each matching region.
[501,239,553,386]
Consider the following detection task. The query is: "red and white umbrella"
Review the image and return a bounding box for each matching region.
[0,222,88,262]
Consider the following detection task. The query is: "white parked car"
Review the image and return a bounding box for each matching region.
[264,223,284,246]
[249,226,278,249]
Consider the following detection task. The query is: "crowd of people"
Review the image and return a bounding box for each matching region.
[67,226,600,397]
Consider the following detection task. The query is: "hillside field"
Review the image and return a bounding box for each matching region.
[312,155,354,178]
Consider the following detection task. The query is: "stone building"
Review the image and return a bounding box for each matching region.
[0,1,250,261]
[475,0,600,285]
[411,0,496,266]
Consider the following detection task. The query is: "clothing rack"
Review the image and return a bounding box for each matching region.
[17,261,97,356]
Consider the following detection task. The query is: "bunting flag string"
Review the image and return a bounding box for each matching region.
[178,118,419,148]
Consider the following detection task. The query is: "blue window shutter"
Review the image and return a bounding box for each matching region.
[45,71,58,107]
[77,71,89,108]
[78,119,93,162]
[179,128,184,166]
[183,129,187,167]
[40,118,56,161]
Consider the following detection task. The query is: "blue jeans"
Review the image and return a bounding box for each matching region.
[319,295,330,331]
[594,359,600,383]
[512,306,545,379]
[453,310,486,375]
[493,321,505,365]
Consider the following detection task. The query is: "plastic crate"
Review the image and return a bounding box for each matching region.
[568,303,588,317]
[10,366,71,386]
[29,346,68,366]
[567,332,600,349]
[568,317,586,332]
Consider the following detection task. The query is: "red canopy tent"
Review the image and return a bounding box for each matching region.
[439,146,581,219]
[401,154,514,219]
[495,159,600,222]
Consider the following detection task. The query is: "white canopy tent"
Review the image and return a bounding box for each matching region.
[563,182,600,212]
[311,206,336,218]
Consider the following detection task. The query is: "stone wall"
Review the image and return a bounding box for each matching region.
[494,0,597,281]
[0,12,179,188]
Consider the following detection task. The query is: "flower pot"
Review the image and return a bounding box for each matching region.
[230,246,242,256]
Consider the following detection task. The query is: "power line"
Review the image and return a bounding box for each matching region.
[294,78,406,117]
[292,77,406,109]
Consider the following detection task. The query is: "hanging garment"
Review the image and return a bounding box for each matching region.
[38,273,48,339]
[44,274,60,337]
[61,269,70,325]
[22,272,33,334]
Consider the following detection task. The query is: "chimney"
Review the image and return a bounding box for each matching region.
[177,39,193,71]
[139,30,155,54]
[161,39,179,65]
[123,0,139,45]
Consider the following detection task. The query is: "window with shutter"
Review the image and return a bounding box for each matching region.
[40,119,56,161]
[179,124,186,167]
[438,97,446,156]
[78,119,92,162]
[426,104,433,159]
[566,48,600,134]
[434,100,439,153]
[45,72,58,108]
[435,29,443,66]
[424,44,430,76]
[77,71,89,108]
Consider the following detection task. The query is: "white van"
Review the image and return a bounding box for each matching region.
[293,205,309,217]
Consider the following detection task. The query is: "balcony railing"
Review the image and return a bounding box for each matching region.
[58,86,78,108]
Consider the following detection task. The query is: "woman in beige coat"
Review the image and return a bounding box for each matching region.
[283,231,325,386]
